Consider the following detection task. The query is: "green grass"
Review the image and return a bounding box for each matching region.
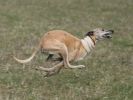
[0,0,133,100]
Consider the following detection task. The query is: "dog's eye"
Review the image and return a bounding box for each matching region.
[102,29,104,31]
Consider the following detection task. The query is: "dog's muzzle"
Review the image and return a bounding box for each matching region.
[103,30,114,38]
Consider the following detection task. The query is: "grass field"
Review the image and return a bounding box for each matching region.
[0,0,133,100]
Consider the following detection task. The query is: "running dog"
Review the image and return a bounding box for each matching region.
[14,28,114,76]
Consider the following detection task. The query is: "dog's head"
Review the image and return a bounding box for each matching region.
[86,28,114,40]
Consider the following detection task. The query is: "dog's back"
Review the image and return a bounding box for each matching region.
[40,30,80,52]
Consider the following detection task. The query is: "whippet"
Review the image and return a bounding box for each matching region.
[14,28,114,76]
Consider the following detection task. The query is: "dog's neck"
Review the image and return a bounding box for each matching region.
[89,35,96,45]
[81,36,95,53]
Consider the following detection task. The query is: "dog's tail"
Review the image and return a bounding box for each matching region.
[13,46,40,64]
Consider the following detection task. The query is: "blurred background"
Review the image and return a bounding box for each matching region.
[0,0,133,100]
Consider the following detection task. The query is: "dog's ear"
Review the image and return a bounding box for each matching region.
[85,31,94,36]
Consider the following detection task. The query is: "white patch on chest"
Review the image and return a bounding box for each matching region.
[75,36,95,61]
[81,36,95,53]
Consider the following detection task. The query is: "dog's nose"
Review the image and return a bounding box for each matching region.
[109,30,114,33]
[110,30,114,33]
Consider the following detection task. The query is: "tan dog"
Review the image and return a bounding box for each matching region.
[14,28,114,76]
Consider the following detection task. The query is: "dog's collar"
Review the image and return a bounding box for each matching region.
[81,36,95,53]
[89,36,96,45]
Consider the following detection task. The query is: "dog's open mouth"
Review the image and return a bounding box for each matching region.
[103,33,112,38]
[103,30,114,39]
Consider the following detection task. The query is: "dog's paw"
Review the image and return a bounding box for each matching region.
[78,65,85,69]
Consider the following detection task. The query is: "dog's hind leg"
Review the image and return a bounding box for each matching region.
[41,40,85,69]
[36,62,63,77]
[44,62,63,77]
[59,44,85,69]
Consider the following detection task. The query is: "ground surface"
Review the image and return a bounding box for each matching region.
[0,0,133,100]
